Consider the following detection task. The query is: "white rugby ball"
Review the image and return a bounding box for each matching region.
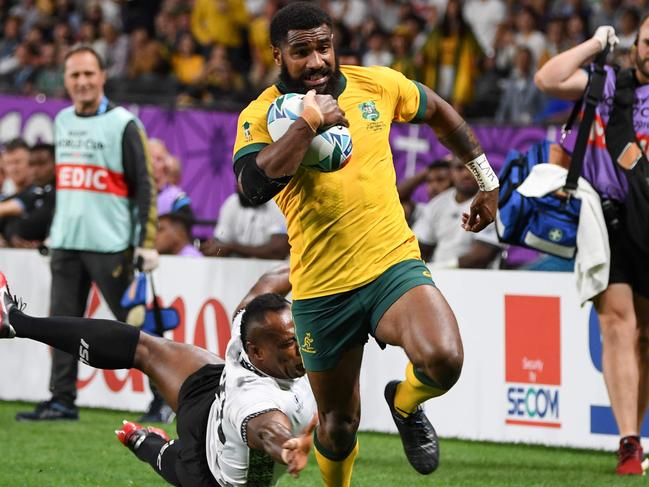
[267,93,352,172]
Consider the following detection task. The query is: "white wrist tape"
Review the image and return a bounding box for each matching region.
[465,154,499,192]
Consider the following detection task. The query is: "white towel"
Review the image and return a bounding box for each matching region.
[518,164,609,304]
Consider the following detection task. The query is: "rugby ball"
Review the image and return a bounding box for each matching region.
[267,93,352,172]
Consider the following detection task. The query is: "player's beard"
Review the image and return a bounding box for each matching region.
[635,50,649,80]
[279,59,342,96]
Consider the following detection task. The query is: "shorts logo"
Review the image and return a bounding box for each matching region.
[243,121,252,142]
[422,270,432,278]
[358,101,380,121]
[300,332,316,354]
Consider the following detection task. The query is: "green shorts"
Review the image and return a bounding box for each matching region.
[291,259,435,372]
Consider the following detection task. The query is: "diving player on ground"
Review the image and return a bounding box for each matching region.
[0,265,314,487]
[233,3,499,485]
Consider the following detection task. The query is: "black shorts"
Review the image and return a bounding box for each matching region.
[608,224,649,299]
[175,363,224,487]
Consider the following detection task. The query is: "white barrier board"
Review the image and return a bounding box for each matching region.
[0,249,626,451]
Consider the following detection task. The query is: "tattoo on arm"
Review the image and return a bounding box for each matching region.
[438,121,483,162]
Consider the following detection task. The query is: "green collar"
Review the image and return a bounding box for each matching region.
[275,72,347,99]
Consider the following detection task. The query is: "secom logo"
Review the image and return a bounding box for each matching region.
[505,295,562,428]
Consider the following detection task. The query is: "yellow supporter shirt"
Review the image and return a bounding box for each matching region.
[232,65,428,299]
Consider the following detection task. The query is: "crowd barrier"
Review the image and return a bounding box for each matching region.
[0,249,636,452]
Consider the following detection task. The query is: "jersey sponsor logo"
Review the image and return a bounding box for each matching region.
[358,100,380,121]
[504,295,562,429]
[56,163,128,197]
[300,332,316,354]
[242,121,253,142]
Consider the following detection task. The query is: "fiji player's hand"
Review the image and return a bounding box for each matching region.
[280,414,318,478]
[461,188,498,233]
[304,89,348,129]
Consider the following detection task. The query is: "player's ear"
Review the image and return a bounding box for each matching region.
[246,341,263,361]
[272,46,282,67]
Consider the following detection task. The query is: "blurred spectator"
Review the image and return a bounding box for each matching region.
[463,0,506,58]
[539,17,567,66]
[171,32,204,87]
[166,155,182,186]
[201,190,289,260]
[155,212,202,257]
[565,12,588,47]
[390,27,417,79]
[197,44,246,103]
[617,7,641,51]
[590,0,623,32]
[496,46,545,124]
[338,47,361,66]
[0,16,22,60]
[419,0,483,112]
[34,42,65,96]
[1,138,33,196]
[413,157,502,269]
[51,21,73,51]
[514,6,547,68]
[148,138,193,219]
[127,29,169,81]
[1,142,55,248]
[190,0,249,50]
[362,29,393,67]
[77,21,98,45]
[398,159,452,226]
[248,0,279,90]
[371,0,402,33]
[0,41,39,93]
[10,0,43,36]
[328,0,368,32]
[493,21,517,74]
[93,19,129,79]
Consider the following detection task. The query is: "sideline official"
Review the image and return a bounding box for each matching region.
[16,45,158,421]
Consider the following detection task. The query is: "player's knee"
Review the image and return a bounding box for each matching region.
[416,345,464,390]
[318,411,360,453]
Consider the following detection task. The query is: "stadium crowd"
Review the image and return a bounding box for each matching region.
[0,0,642,119]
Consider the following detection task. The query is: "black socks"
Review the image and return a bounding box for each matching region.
[9,309,139,370]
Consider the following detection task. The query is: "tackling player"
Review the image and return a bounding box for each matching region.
[0,266,315,487]
[233,2,499,485]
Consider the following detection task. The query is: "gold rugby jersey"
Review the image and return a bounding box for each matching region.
[233,65,427,299]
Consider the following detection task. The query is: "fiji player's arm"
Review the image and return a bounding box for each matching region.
[419,85,499,233]
[246,410,317,478]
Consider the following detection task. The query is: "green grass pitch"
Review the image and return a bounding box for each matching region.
[0,401,644,486]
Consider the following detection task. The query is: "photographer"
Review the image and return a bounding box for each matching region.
[535,22,649,475]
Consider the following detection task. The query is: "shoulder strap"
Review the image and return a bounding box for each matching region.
[564,47,609,193]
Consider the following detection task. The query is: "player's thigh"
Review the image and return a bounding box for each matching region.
[307,344,363,419]
[375,284,462,364]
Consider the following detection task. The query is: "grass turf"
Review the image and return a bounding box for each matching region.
[0,400,643,486]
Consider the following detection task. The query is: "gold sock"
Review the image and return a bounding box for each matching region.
[314,435,359,487]
[393,362,446,417]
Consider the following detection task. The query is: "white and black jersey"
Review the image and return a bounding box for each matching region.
[205,314,316,487]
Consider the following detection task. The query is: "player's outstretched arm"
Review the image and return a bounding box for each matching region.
[420,86,498,232]
[246,411,318,478]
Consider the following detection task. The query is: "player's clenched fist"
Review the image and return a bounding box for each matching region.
[305,89,348,128]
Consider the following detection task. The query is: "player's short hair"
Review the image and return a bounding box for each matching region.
[3,137,29,153]
[64,44,105,71]
[31,142,55,159]
[270,1,333,47]
[240,293,291,348]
